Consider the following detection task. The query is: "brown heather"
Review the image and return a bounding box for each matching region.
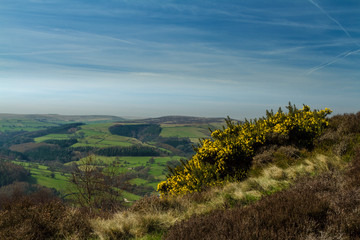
[0,112,359,239]
[164,148,360,240]
[0,186,93,240]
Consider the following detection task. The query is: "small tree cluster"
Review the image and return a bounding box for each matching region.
[158,104,332,196]
[0,161,30,187]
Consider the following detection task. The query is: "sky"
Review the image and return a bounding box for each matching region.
[1,0,360,119]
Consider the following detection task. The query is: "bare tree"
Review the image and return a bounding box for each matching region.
[68,155,125,212]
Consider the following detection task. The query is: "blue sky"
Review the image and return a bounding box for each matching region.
[1,0,359,119]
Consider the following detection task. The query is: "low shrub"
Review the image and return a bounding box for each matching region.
[316,112,360,158]
[159,104,332,196]
[164,148,360,240]
[0,187,93,240]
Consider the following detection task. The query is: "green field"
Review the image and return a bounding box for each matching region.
[1,116,228,203]
[121,191,142,202]
[160,124,213,142]
[72,123,143,147]
[67,155,183,190]
[12,161,69,192]
[34,121,224,147]
[129,178,148,185]
[5,118,225,200]
[35,134,73,142]
[0,119,60,132]
[34,123,141,148]
[12,161,142,202]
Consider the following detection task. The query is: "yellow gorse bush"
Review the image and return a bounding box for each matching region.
[158,103,332,196]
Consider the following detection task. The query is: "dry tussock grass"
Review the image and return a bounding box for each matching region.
[1,113,359,239]
[164,148,360,240]
[91,211,177,239]
[90,153,344,239]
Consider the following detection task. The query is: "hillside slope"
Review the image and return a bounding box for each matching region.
[0,109,359,239]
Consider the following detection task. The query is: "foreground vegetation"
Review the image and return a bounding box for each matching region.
[0,107,359,239]
[158,104,331,196]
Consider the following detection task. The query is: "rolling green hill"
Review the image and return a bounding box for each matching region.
[0,114,225,200]
[0,114,126,132]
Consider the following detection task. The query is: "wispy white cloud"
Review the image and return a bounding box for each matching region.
[0,0,359,117]
[306,48,360,75]
[307,0,359,46]
[306,0,360,74]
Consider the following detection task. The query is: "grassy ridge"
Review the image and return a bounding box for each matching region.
[91,110,360,239]
[165,153,360,240]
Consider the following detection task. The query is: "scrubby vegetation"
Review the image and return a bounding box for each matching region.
[0,161,30,187]
[0,106,359,239]
[0,183,93,239]
[165,149,360,240]
[158,104,332,196]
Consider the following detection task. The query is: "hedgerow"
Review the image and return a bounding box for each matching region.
[158,103,332,196]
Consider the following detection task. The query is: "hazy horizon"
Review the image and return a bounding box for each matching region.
[1,1,360,119]
[0,112,227,120]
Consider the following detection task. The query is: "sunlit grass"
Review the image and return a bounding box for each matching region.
[12,161,70,192]
[90,152,346,239]
[160,125,210,143]
[35,134,72,142]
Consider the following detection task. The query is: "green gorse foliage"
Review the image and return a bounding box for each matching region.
[158,103,332,196]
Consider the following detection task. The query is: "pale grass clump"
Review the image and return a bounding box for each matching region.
[208,153,344,209]
[262,165,286,180]
[284,154,343,181]
[90,153,345,239]
[91,211,178,239]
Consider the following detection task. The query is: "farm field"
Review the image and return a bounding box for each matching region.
[0,119,60,132]
[74,123,145,147]
[2,115,226,200]
[34,121,224,147]
[12,160,143,202]
[12,161,69,192]
[160,123,224,142]
[35,134,72,142]
[34,123,142,148]
[67,155,183,189]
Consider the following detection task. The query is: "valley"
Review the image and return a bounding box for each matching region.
[0,114,225,201]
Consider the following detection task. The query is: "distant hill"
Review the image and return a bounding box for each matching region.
[0,113,233,125]
[0,114,126,123]
[127,116,226,124]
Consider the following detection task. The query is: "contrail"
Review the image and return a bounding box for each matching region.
[306,0,360,74]
[308,0,359,46]
[306,48,360,75]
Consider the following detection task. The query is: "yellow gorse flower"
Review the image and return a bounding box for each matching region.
[158,104,332,196]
